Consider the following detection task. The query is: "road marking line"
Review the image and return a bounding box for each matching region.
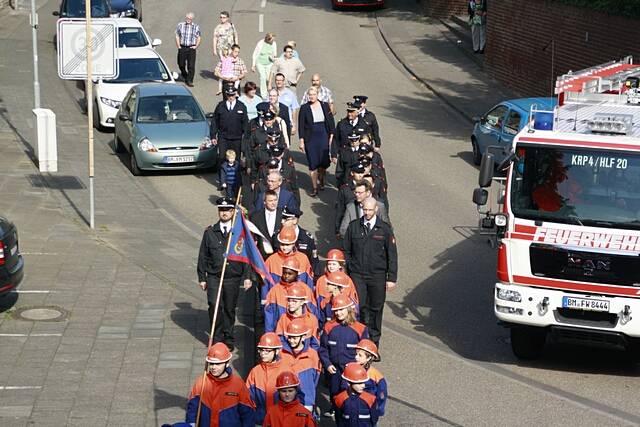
[10,290,51,294]
[0,386,42,390]
[384,321,640,425]
[259,14,264,33]
[261,0,266,7]
[0,333,62,337]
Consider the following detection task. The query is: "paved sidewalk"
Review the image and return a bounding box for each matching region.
[376,0,515,122]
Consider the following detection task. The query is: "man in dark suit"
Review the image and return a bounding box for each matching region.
[335,162,367,238]
[339,180,389,237]
[268,89,291,139]
[353,95,381,149]
[249,190,282,256]
[211,85,249,168]
[253,170,298,212]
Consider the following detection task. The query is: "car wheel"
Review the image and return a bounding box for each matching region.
[129,149,143,176]
[471,137,481,165]
[113,133,125,153]
[93,101,105,132]
[510,327,546,360]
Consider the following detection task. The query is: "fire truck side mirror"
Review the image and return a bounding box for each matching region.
[472,188,488,206]
[478,152,495,187]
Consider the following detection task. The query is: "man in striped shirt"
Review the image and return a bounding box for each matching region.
[175,12,201,87]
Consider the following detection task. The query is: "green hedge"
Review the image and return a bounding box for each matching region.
[555,0,640,19]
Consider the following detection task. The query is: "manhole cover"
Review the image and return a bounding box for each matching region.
[13,306,68,322]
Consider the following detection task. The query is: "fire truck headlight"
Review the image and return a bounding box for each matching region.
[495,214,507,227]
[497,288,522,302]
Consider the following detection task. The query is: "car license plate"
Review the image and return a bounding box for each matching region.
[163,155,194,163]
[562,296,610,312]
[10,245,17,256]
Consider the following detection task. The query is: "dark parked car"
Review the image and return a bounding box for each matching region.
[0,216,23,296]
[110,0,142,21]
[53,0,111,18]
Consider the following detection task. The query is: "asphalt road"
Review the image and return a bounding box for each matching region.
[82,0,640,424]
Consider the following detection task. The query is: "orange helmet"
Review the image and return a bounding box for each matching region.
[205,342,232,363]
[282,257,301,273]
[326,271,350,288]
[275,371,300,389]
[326,249,345,263]
[285,317,310,337]
[331,294,354,311]
[342,362,369,383]
[257,332,282,349]
[355,339,380,361]
[285,283,307,300]
[278,225,297,244]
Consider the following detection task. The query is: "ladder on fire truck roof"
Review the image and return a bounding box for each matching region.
[555,55,640,96]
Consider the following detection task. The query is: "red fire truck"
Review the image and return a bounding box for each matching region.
[473,56,640,359]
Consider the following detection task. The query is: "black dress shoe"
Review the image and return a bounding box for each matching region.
[186,82,194,87]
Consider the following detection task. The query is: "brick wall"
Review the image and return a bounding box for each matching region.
[485,0,640,97]
[422,0,468,19]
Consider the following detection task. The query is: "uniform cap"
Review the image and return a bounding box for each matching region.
[353,95,368,103]
[347,130,361,141]
[263,110,276,120]
[285,317,310,337]
[355,339,380,361]
[256,102,270,113]
[285,282,307,300]
[224,85,238,95]
[275,371,300,389]
[346,102,358,112]
[282,205,302,219]
[282,256,301,273]
[331,294,354,311]
[278,225,298,245]
[326,270,350,288]
[268,143,285,156]
[342,362,369,383]
[205,342,232,363]
[257,332,283,349]
[358,144,374,155]
[350,162,366,173]
[266,158,280,169]
[216,197,235,209]
[352,99,363,109]
[326,248,345,262]
[358,157,371,167]
[266,127,281,139]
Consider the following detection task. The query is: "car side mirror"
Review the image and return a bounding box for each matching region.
[472,188,488,206]
[52,11,60,16]
[151,38,162,47]
[478,153,495,187]
[171,71,179,80]
[118,114,130,121]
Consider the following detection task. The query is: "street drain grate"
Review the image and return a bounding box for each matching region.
[13,306,68,322]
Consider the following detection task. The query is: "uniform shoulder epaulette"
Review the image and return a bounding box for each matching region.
[305,231,314,239]
[361,391,377,407]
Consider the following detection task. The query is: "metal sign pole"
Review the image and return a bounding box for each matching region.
[85,3,95,229]
[30,0,40,109]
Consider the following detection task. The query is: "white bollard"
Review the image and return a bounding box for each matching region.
[32,108,58,172]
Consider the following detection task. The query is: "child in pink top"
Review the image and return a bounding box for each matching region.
[217,47,237,95]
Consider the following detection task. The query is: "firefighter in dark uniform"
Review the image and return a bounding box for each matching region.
[335,162,367,239]
[342,197,397,346]
[197,197,252,351]
[332,102,372,159]
[358,144,388,191]
[254,149,300,206]
[335,130,362,188]
[211,85,249,168]
[273,206,319,275]
[353,95,381,150]
[364,172,389,212]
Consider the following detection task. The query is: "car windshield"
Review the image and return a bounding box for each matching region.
[511,145,640,229]
[118,28,148,48]
[104,58,170,83]
[136,95,205,123]
[66,0,110,17]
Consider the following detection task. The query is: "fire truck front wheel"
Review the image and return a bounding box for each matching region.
[511,326,546,360]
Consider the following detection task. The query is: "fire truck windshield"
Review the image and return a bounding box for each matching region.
[510,145,640,229]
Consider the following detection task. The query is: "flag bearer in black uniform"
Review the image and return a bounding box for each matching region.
[197,197,252,351]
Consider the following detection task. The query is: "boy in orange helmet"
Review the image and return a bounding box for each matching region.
[262,371,316,427]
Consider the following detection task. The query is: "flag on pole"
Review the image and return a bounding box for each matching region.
[225,208,276,288]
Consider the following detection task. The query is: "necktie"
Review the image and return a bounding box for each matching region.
[363,221,370,234]
[222,226,228,236]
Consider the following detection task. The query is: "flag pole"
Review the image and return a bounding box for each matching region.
[195,187,243,427]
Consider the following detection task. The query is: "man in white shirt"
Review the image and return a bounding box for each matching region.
[250,190,283,253]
